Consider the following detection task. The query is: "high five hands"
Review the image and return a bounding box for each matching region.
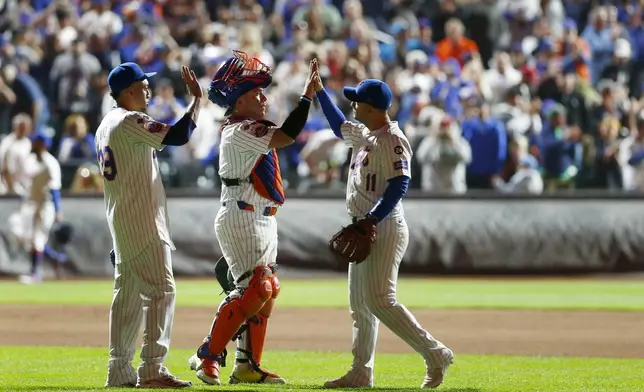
[181,65,203,99]
[304,58,324,99]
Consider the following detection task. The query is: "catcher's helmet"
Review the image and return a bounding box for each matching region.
[52,222,74,245]
[207,50,273,111]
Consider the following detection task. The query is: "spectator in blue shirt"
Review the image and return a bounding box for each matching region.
[581,7,616,84]
[408,18,436,57]
[57,114,96,163]
[538,104,582,183]
[10,59,50,129]
[431,58,464,118]
[461,98,507,189]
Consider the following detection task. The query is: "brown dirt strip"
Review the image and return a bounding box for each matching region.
[1,305,643,358]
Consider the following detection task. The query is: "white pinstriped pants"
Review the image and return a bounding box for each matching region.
[347,216,447,385]
[214,203,278,287]
[214,203,278,364]
[108,240,176,383]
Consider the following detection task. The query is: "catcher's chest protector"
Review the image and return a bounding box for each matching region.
[223,116,285,205]
[251,150,285,205]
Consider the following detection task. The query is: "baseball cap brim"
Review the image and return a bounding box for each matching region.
[342,86,362,103]
[143,72,157,79]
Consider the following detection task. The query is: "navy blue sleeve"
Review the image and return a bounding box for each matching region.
[368,175,409,223]
[628,149,644,166]
[50,189,61,213]
[316,88,346,139]
[162,112,196,146]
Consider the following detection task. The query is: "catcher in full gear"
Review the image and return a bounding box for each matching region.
[188,51,318,386]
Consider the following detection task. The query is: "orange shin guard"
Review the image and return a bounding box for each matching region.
[237,274,280,366]
[206,266,277,357]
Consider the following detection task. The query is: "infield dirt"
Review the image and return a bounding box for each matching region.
[1,305,642,358]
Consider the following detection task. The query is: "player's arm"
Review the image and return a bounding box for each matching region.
[267,58,322,149]
[160,66,203,146]
[1,150,15,193]
[123,66,203,148]
[315,88,346,139]
[313,73,361,146]
[232,95,314,154]
[268,95,313,149]
[48,157,63,221]
[365,137,412,224]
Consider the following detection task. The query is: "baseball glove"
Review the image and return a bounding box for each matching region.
[329,218,377,264]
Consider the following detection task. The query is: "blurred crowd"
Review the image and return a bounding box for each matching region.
[2,0,644,195]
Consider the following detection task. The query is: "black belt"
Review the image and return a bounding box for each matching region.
[221,176,252,186]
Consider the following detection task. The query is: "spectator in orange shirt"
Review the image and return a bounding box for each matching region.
[436,18,479,67]
[557,18,591,82]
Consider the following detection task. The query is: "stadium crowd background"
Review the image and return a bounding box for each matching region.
[1,0,644,195]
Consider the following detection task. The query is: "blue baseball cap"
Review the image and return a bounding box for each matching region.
[107,62,156,97]
[30,132,52,149]
[343,79,393,111]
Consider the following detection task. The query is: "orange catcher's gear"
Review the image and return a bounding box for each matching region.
[199,265,280,365]
[235,296,276,367]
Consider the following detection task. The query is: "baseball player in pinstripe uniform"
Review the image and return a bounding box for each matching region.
[187,50,317,386]
[97,62,202,389]
[10,132,62,284]
[313,74,455,389]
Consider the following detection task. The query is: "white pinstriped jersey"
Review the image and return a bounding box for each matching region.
[95,107,175,263]
[340,121,412,218]
[0,134,32,195]
[24,151,61,205]
[218,119,280,208]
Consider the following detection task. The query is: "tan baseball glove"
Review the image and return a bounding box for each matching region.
[329,217,377,264]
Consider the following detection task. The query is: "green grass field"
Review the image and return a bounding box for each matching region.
[0,347,642,392]
[1,277,642,391]
[1,277,643,310]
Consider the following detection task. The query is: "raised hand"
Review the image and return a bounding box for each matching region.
[311,58,323,93]
[303,58,319,99]
[181,65,203,98]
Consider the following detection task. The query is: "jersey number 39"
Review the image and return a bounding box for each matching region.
[98,146,117,181]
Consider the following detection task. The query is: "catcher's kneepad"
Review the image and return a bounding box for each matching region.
[329,218,377,264]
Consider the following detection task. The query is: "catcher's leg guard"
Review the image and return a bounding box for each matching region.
[236,268,280,365]
[237,297,275,367]
[204,265,277,361]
